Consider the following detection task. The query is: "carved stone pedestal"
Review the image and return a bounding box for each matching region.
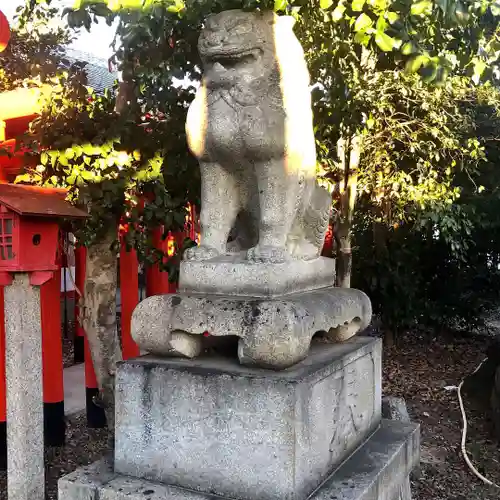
[131,286,372,369]
[178,254,337,297]
[59,338,419,500]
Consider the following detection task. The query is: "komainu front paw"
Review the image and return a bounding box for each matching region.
[246,245,291,263]
[184,245,220,261]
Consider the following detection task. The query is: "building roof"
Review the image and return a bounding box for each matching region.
[0,184,88,219]
[64,49,119,94]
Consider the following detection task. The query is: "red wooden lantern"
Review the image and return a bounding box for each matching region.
[0,184,87,282]
[0,11,10,53]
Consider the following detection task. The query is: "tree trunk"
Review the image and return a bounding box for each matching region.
[115,80,137,114]
[82,229,122,451]
[384,329,395,347]
[335,134,362,288]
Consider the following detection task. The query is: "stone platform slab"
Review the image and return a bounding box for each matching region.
[114,338,382,500]
[131,287,372,369]
[59,420,419,500]
[179,254,336,298]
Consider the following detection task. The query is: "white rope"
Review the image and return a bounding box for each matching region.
[449,358,500,489]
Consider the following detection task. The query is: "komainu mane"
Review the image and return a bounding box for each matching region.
[186,9,330,264]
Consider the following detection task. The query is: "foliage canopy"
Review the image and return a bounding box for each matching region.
[7,0,500,331]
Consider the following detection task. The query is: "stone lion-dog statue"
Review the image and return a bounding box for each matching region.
[185,9,331,264]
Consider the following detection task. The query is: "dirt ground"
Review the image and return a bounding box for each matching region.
[0,331,499,499]
[383,331,500,500]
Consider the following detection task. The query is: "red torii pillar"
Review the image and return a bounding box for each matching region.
[0,251,67,455]
[119,233,140,360]
[0,287,5,469]
[73,242,85,364]
[145,204,197,297]
[41,265,65,446]
[146,227,172,297]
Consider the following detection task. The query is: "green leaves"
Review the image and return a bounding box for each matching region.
[275,0,289,11]
[471,57,487,84]
[401,41,417,55]
[410,0,432,15]
[354,13,373,31]
[352,0,366,11]
[385,11,399,23]
[331,3,346,20]
[166,0,185,14]
[405,54,429,73]
[374,31,396,51]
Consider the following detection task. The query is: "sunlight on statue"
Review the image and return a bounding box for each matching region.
[185,10,331,264]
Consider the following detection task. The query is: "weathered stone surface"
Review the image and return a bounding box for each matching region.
[382,396,411,423]
[179,253,336,297]
[314,420,420,500]
[114,338,382,500]
[5,274,44,500]
[59,420,419,500]
[132,286,372,369]
[58,458,117,500]
[382,396,414,499]
[185,10,330,265]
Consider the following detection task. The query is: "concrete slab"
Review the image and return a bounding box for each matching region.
[58,420,419,500]
[63,364,85,416]
[114,338,382,500]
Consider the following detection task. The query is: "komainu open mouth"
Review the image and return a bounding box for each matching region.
[204,48,262,69]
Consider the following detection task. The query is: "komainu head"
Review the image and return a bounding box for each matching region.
[198,10,305,92]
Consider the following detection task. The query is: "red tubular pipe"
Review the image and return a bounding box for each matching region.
[146,226,171,297]
[41,268,65,446]
[73,246,85,364]
[119,237,140,359]
[0,287,5,468]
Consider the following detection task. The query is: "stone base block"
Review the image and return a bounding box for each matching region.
[131,286,372,369]
[114,338,381,500]
[59,420,419,500]
[179,254,336,298]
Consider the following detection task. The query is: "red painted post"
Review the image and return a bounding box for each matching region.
[75,245,106,428]
[146,205,199,296]
[146,227,171,297]
[321,223,334,258]
[187,203,197,242]
[119,236,140,359]
[0,286,6,469]
[74,245,86,363]
[73,245,84,364]
[169,231,184,294]
[41,267,65,446]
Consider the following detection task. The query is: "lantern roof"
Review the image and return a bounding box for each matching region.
[0,85,53,121]
[0,184,88,219]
